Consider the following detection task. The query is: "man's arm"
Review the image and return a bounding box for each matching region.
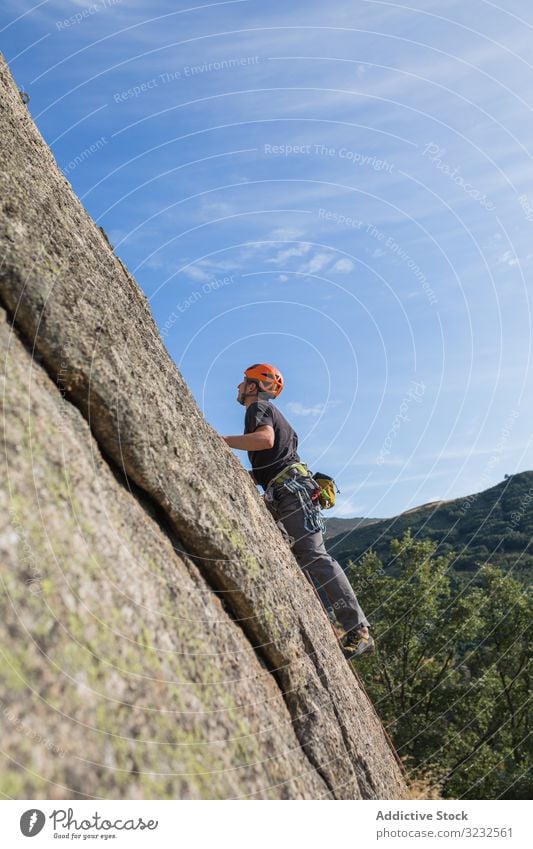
[222,425,275,451]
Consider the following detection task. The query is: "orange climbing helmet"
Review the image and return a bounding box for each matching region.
[244,363,284,398]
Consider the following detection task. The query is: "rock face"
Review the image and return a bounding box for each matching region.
[0,53,405,800]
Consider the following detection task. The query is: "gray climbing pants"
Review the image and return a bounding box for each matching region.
[265,472,369,633]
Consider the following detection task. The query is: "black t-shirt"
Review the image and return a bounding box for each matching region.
[244,400,300,490]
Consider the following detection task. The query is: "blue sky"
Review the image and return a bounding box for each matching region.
[2,0,532,517]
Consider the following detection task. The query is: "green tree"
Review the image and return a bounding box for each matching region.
[348,532,531,799]
[441,565,531,799]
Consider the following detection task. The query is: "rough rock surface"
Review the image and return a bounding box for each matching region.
[0,53,405,800]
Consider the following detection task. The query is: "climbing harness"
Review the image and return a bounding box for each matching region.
[265,463,336,533]
[266,462,310,489]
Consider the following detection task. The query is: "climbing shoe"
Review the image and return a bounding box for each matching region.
[342,627,375,660]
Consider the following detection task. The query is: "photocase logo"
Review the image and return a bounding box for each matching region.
[20,809,46,837]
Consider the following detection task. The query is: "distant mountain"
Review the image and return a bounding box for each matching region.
[323,516,382,540]
[326,471,533,582]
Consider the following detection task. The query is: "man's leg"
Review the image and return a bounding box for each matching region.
[271,488,369,633]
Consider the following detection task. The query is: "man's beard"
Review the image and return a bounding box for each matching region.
[237,389,246,405]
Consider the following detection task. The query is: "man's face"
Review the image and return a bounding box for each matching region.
[237,378,257,405]
[237,379,247,406]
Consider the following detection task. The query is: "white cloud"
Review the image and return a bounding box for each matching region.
[176,252,239,281]
[266,243,311,265]
[182,258,240,281]
[182,265,212,283]
[300,252,332,274]
[499,250,519,267]
[331,495,365,518]
[285,401,326,416]
[331,258,354,273]
[269,227,304,241]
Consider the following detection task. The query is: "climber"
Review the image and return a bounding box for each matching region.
[222,363,374,659]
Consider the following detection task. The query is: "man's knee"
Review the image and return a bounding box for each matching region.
[293,546,335,573]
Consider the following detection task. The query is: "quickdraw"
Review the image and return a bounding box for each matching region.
[281,476,326,534]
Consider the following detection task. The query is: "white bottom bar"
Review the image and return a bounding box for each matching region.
[4,799,529,848]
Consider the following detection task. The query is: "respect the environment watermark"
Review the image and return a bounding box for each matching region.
[317,206,437,305]
[316,206,438,305]
[318,207,364,230]
[62,136,108,176]
[113,56,260,102]
[365,222,438,305]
